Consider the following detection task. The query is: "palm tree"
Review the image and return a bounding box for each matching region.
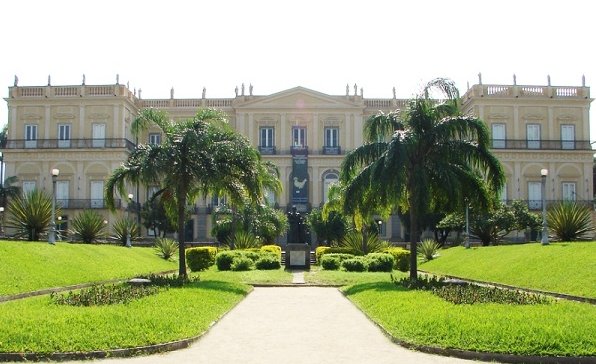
[341,78,505,280]
[106,108,267,278]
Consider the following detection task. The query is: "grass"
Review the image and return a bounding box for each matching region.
[344,282,596,357]
[420,242,596,298]
[304,266,401,285]
[0,280,250,354]
[199,265,293,285]
[0,241,177,295]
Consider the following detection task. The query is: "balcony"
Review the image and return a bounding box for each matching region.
[258,146,276,155]
[290,146,308,156]
[5,138,136,151]
[322,146,341,155]
[56,199,122,209]
[503,199,593,211]
[490,139,591,151]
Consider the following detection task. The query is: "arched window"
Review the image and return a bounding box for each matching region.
[323,171,339,203]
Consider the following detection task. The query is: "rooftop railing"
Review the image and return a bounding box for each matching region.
[463,84,590,100]
[10,84,139,103]
[5,138,136,151]
[490,139,592,151]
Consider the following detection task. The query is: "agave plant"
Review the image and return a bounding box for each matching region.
[154,237,178,260]
[226,230,261,250]
[112,217,140,246]
[418,239,440,261]
[70,210,107,243]
[6,190,59,241]
[546,201,595,241]
[338,231,388,255]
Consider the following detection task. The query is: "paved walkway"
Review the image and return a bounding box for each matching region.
[66,287,482,364]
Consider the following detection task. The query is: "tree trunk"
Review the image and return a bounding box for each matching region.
[177,197,187,278]
[409,204,418,281]
[361,228,368,255]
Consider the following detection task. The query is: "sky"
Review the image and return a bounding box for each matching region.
[2,0,594,141]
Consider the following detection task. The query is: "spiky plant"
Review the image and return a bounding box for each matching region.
[6,190,59,241]
[70,210,107,243]
[546,201,595,241]
[112,217,140,246]
[338,231,388,255]
[154,237,178,260]
[418,239,440,261]
[226,230,261,250]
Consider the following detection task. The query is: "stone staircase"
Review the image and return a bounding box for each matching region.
[281,251,316,265]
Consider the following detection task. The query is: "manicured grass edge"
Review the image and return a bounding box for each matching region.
[0,285,254,362]
[0,270,177,303]
[419,270,596,304]
[341,289,595,364]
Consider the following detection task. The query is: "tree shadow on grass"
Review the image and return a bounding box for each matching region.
[343,281,408,296]
[182,280,250,296]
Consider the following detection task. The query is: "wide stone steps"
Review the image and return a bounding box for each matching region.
[281,251,316,265]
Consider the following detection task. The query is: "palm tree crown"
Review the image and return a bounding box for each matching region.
[106,108,270,277]
[341,78,505,280]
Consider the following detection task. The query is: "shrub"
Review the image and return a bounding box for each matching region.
[339,231,389,255]
[239,250,262,262]
[418,239,440,261]
[341,257,368,272]
[231,256,254,271]
[112,218,140,246]
[320,255,341,270]
[317,247,355,263]
[6,190,58,241]
[433,284,552,305]
[547,201,595,241]
[136,273,199,287]
[70,210,107,243]
[226,230,261,250]
[260,244,282,260]
[51,284,160,306]
[392,274,445,290]
[215,251,240,271]
[383,247,410,272]
[366,253,394,272]
[315,246,331,263]
[154,238,178,260]
[186,247,217,272]
[255,254,281,270]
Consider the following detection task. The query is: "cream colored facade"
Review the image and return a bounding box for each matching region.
[3,80,593,243]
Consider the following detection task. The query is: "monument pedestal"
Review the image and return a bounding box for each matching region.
[285,243,310,270]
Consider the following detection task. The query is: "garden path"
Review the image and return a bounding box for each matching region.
[63,287,484,364]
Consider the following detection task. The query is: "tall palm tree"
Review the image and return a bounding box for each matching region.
[341,78,505,280]
[106,108,266,278]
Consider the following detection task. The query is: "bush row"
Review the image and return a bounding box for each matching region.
[185,245,283,272]
[316,246,410,272]
[320,253,395,272]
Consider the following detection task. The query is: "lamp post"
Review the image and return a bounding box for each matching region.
[377,220,383,236]
[464,202,470,249]
[57,216,62,241]
[49,168,59,245]
[541,168,549,246]
[126,193,133,247]
[0,206,4,237]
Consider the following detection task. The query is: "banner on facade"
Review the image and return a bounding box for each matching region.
[291,156,308,205]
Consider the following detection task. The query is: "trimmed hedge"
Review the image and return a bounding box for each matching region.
[231,256,254,271]
[215,249,281,271]
[320,253,355,270]
[383,247,410,272]
[215,251,239,271]
[186,246,218,272]
[316,247,356,264]
[341,257,368,272]
[260,245,282,261]
[255,254,282,270]
[366,253,394,272]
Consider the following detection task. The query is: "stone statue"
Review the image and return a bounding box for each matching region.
[287,206,306,244]
[241,83,245,96]
[249,83,253,96]
[392,86,396,99]
[346,84,349,96]
[134,88,136,97]
[47,75,51,86]
[170,87,174,99]
[202,87,206,99]
[138,88,142,99]
[547,74,551,86]
[354,83,357,96]
[360,87,363,97]
[582,74,586,87]
[235,86,238,97]
[82,74,86,85]
[478,72,482,85]
[513,74,517,85]
[127,81,129,89]
[13,75,18,87]
[116,74,120,85]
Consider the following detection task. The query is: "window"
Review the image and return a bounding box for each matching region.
[260,127,274,147]
[92,123,106,148]
[212,194,227,207]
[561,125,575,150]
[562,183,576,201]
[264,189,275,206]
[22,181,36,195]
[58,124,71,148]
[491,123,506,148]
[499,183,508,202]
[292,127,306,147]
[526,124,540,149]
[149,133,161,145]
[323,172,339,203]
[147,186,160,201]
[90,181,104,208]
[56,181,69,208]
[25,124,37,148]
[325,128,339,147]
[528,182,542,209]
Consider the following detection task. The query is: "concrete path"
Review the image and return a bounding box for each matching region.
[67,287,482,364]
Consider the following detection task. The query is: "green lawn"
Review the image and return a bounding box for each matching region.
[304,266,401,285]
[0,241,177,295]
[345,282,596,357]
[0,280,250,354]
[420,242,596,298]
[199,266,293,284]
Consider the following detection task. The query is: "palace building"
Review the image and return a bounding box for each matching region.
[3,77,593,243]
